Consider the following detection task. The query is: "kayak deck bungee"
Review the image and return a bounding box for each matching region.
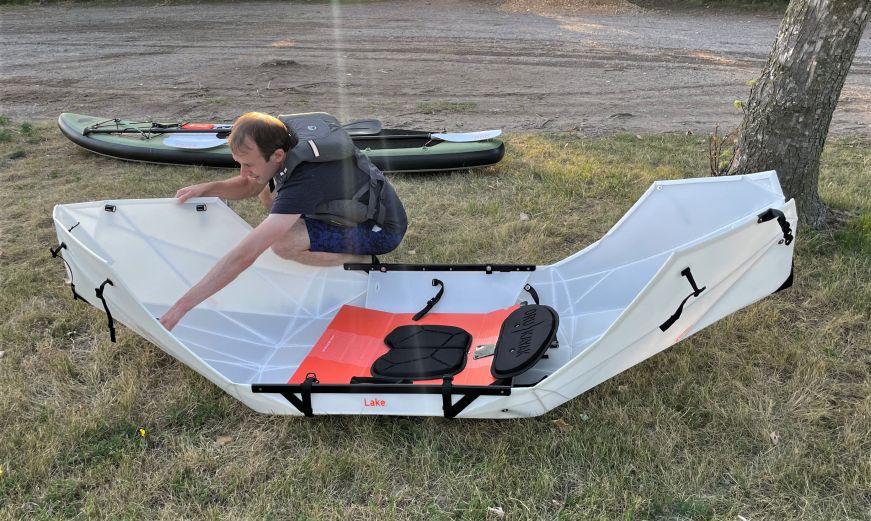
[58,113,505,173]
[51,171,796,418]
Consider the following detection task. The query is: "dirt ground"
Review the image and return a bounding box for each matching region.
[1,0,869,135]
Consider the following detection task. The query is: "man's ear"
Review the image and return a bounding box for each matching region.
[269,148,286,164]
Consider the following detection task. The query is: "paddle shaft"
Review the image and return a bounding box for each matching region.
[82,127,450,141]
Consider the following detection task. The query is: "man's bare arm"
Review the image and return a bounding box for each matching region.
[176,175,266,203]
[158,213,300,330]
[257,184,274,210]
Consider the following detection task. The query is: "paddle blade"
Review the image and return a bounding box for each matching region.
[431,129,502,142]
[164,133,228,150]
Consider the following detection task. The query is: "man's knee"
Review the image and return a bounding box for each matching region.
[271,219,311,260]
[271,241,303,261]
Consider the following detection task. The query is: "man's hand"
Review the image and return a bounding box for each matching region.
[159,304,188,331]
[175,183,210,203]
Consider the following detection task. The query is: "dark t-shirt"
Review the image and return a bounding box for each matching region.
[270,156,407,234]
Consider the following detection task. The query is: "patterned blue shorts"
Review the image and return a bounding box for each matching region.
[304,217,404,255]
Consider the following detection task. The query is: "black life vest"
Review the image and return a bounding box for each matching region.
[270,112,387,227]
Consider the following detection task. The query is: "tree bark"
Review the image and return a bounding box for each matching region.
[728,0,869,229]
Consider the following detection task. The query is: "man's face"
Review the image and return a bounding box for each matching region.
[231,137,284,184]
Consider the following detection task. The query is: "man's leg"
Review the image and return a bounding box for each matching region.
[271,219,368,266]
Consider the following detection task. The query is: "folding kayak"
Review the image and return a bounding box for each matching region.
[50,171,796,418]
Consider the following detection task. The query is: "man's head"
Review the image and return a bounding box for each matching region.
[228,112,299,183]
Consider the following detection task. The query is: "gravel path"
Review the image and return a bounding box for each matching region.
[1,1,868,135]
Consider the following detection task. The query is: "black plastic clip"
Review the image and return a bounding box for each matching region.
[95,279,116,342]
[195,204,207,212]
[413,279,444,321]
[104,204,116,213]
[758,208,793,245]
[50,242,66,258]
[660,267,706,332]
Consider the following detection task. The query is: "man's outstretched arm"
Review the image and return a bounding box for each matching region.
[176,175,266,203]
[159,213,300,331]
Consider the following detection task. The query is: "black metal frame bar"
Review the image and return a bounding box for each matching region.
[344,263,536,273]
[252,379,512,418]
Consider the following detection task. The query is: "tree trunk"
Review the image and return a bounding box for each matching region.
[728,0,869,229]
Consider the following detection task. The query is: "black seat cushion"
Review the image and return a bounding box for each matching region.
[491,305,559,379]
[371,325,472,379]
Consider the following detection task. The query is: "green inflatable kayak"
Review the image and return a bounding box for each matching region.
[58,113,505,173]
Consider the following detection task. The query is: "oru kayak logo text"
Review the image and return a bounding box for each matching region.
[363,398,386,407]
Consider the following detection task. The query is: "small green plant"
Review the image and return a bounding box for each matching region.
[707,125,738,176]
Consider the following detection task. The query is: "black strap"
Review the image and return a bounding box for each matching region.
[95,279,116,343]
[758,208,793,245]
[280,373,319,417]
[441,376,457,418]
[523,283,540,305]
[659,267,706,332]
[354,149,385,223]
[413,278,444,321]
[50,242,80,301]
[299,373,318,417]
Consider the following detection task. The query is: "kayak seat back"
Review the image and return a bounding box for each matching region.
[371,325,472,379]
[491,305,559,379]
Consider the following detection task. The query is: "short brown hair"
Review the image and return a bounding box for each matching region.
[228,112,298,161]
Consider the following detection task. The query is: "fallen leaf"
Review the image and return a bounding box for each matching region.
[216,435,233,446]
[487,506,505,518]
[579,413,590,422]
[769,431,780,445]
[552,418,571,431]
[519,213,530,221]
[408,250,416,255]
[0,351,5,359]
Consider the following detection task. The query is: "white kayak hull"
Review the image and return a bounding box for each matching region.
[52,171,796,418]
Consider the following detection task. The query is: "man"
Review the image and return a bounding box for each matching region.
[159,112,407,331]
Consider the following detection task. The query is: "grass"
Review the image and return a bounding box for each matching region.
[0,119,869,520]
